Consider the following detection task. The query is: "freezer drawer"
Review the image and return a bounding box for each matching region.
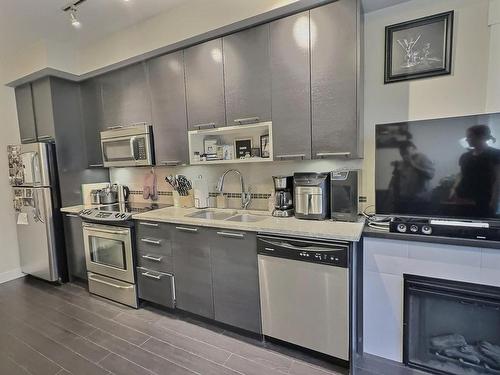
[88,272,138,308]
[258,254,349,360]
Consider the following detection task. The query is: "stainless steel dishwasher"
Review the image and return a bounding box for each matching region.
[257,235,350,361]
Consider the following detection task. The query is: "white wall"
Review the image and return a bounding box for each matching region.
[363,0,492,207]
[487,0,500,111]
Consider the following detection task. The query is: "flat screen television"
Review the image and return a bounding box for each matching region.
[375,112,500,221]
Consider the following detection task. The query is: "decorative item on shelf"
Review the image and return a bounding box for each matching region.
[384,11,454,83]
[235,138,252,159]
[251,148,261,158]
[260,134,270,158]
[204,138,219,159]
[222,145,234,160]
[193,152,201,162]
[216,146,224,160]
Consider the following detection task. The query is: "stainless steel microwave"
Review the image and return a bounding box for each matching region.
[100,124,154,168]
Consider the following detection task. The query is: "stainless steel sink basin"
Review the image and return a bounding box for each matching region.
[224,214,267,223]
[185,210,236,220]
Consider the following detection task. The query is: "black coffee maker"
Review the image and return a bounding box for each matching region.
[272,176,294,217]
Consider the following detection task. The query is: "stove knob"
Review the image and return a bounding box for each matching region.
[397,223,407,233]
[115,213,120,218]
[121,213,127,218]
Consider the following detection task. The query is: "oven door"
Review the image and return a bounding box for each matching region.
[101,134,153,167]
[83,223,135,283]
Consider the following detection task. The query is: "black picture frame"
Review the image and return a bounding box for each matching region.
[260,134,270,158]
[384,11,454,84]
[234,138,252,159]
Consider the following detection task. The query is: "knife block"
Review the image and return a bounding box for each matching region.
[173,191,194,208]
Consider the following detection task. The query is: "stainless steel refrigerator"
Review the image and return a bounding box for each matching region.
[8,142,65,282]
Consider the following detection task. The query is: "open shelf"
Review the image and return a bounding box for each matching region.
[188,122,273,165]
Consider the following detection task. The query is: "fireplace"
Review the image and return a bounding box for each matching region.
[404,274,500,375]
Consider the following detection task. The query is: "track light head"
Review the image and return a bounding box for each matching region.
[69,7,81,28]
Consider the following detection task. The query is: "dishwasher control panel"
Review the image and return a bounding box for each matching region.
[257,235,348,267]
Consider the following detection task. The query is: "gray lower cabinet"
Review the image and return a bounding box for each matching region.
[137,268,175,309]
[311,0,359,159]
[172,225,214,318]
[184,39,226,129]
[63,213,86,281]
[210,230,261,333]
[80,77,106,168]
[15,83,37,144]
[147,51,189,166]
[270,11,312,160]
[100,62,152,128]
[31,77,56,141]
[223,24,271,126]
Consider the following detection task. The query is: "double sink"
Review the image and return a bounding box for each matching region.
[184,209,267,223]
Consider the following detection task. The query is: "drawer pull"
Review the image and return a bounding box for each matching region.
[142,254,163,262]
[234,117,259,125]
[141,238,161,245]
[107,125,123,130]
[38,135,53,140]
[89,164,104,168]
[315,152,351,158]
[142,272,162,280]
[264,247,275,252]
[193,122,216,130]
[160,160,180,166]
[217,231,245,239]
[21,137,36,143]
[66,214,79,218]
[139,222,159,227]
[276,154,305,160]
[176,226,198,233]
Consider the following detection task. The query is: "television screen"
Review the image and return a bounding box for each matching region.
[375,113,500,221]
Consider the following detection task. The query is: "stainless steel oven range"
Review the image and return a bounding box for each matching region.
[80,203,168,308]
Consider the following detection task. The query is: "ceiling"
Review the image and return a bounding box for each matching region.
[361,0,412,13]
[0,0,186,54]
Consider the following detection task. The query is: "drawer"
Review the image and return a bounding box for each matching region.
[88,272,138,308]
[137,267,175,308]
[137,249,173,273]
[136,220,171,241]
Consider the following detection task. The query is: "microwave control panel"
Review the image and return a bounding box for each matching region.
[137,138,147,160]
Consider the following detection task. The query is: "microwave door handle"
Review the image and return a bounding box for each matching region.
[130,136,138,160]
[306,193,312,215]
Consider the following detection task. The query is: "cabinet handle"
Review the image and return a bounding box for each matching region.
[234,117,259,125]
[89,164,104,168]
[66,214,79,218]
[88,274,134,289]
[276,154,305,160]
[217,231,245,239]
[141,238,161,245]
[38,135,53,140]
[139,222,159,227]
[21,137,36,143]
[128,122,148,127]
[193,122,216,130]
[315,152,351,158]
[176,226,198,233]
[142,254,163,262]
[107,125,123,130]
[160,160,180,166]
[141,271,162,280]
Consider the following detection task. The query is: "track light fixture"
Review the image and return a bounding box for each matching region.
[62,0,86,28]
[69,6,81,28]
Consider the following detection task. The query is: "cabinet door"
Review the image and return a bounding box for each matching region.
[15,83,37,143]
[101,62,152,128]
[270,12,312,160]
[311,0,358,159]
[80,78,106,167]
[172,225,214,318]
[32,77,56,142]
[211,230,261,333]
[148,52,189,166]
[223,25,271,126]
[63,214,86,280]
[184,39,226,129]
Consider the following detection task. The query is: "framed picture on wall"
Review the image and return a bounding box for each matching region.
[234,138,252,159]
[384,11,454,84]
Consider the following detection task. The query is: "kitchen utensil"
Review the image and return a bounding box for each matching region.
[90,189,101,205]
[99,184,118,204]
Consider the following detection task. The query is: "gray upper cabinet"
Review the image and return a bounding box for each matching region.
[15,83,37,143]
[172,225,214,318]
[184,39,226,129]
[223,25,271,126]
[147,52,189,166]
[80,77,106,167]
[210,230,261,333]
[270,12,312,160]
[63,213,86,280]
[100,62,152,128]
[311,0,359,159]
[31,77,56,142]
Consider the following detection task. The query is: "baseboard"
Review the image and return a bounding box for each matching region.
[0,268,25,284]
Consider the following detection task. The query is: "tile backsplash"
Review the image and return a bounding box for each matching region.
[110,159,362,210]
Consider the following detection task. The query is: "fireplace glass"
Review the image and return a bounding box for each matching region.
[404,275,500,375]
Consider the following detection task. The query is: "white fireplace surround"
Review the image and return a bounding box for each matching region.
[363,237,500,362]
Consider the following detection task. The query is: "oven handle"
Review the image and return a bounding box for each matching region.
[88,274,134,289]
[85,227,129,235]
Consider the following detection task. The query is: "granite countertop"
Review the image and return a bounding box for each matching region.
[133,207,365,242]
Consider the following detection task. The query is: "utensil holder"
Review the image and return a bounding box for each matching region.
[172,191,181,207]
[179,192,194,208]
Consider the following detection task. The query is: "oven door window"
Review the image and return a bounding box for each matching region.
[102,139,135,162]
[89,236,127,270]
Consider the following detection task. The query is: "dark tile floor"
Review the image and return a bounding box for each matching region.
[0,276,347,375]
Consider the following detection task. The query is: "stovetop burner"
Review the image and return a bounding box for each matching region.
[79,202,170,222]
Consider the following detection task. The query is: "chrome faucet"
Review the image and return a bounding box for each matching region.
[216,169,252,209]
